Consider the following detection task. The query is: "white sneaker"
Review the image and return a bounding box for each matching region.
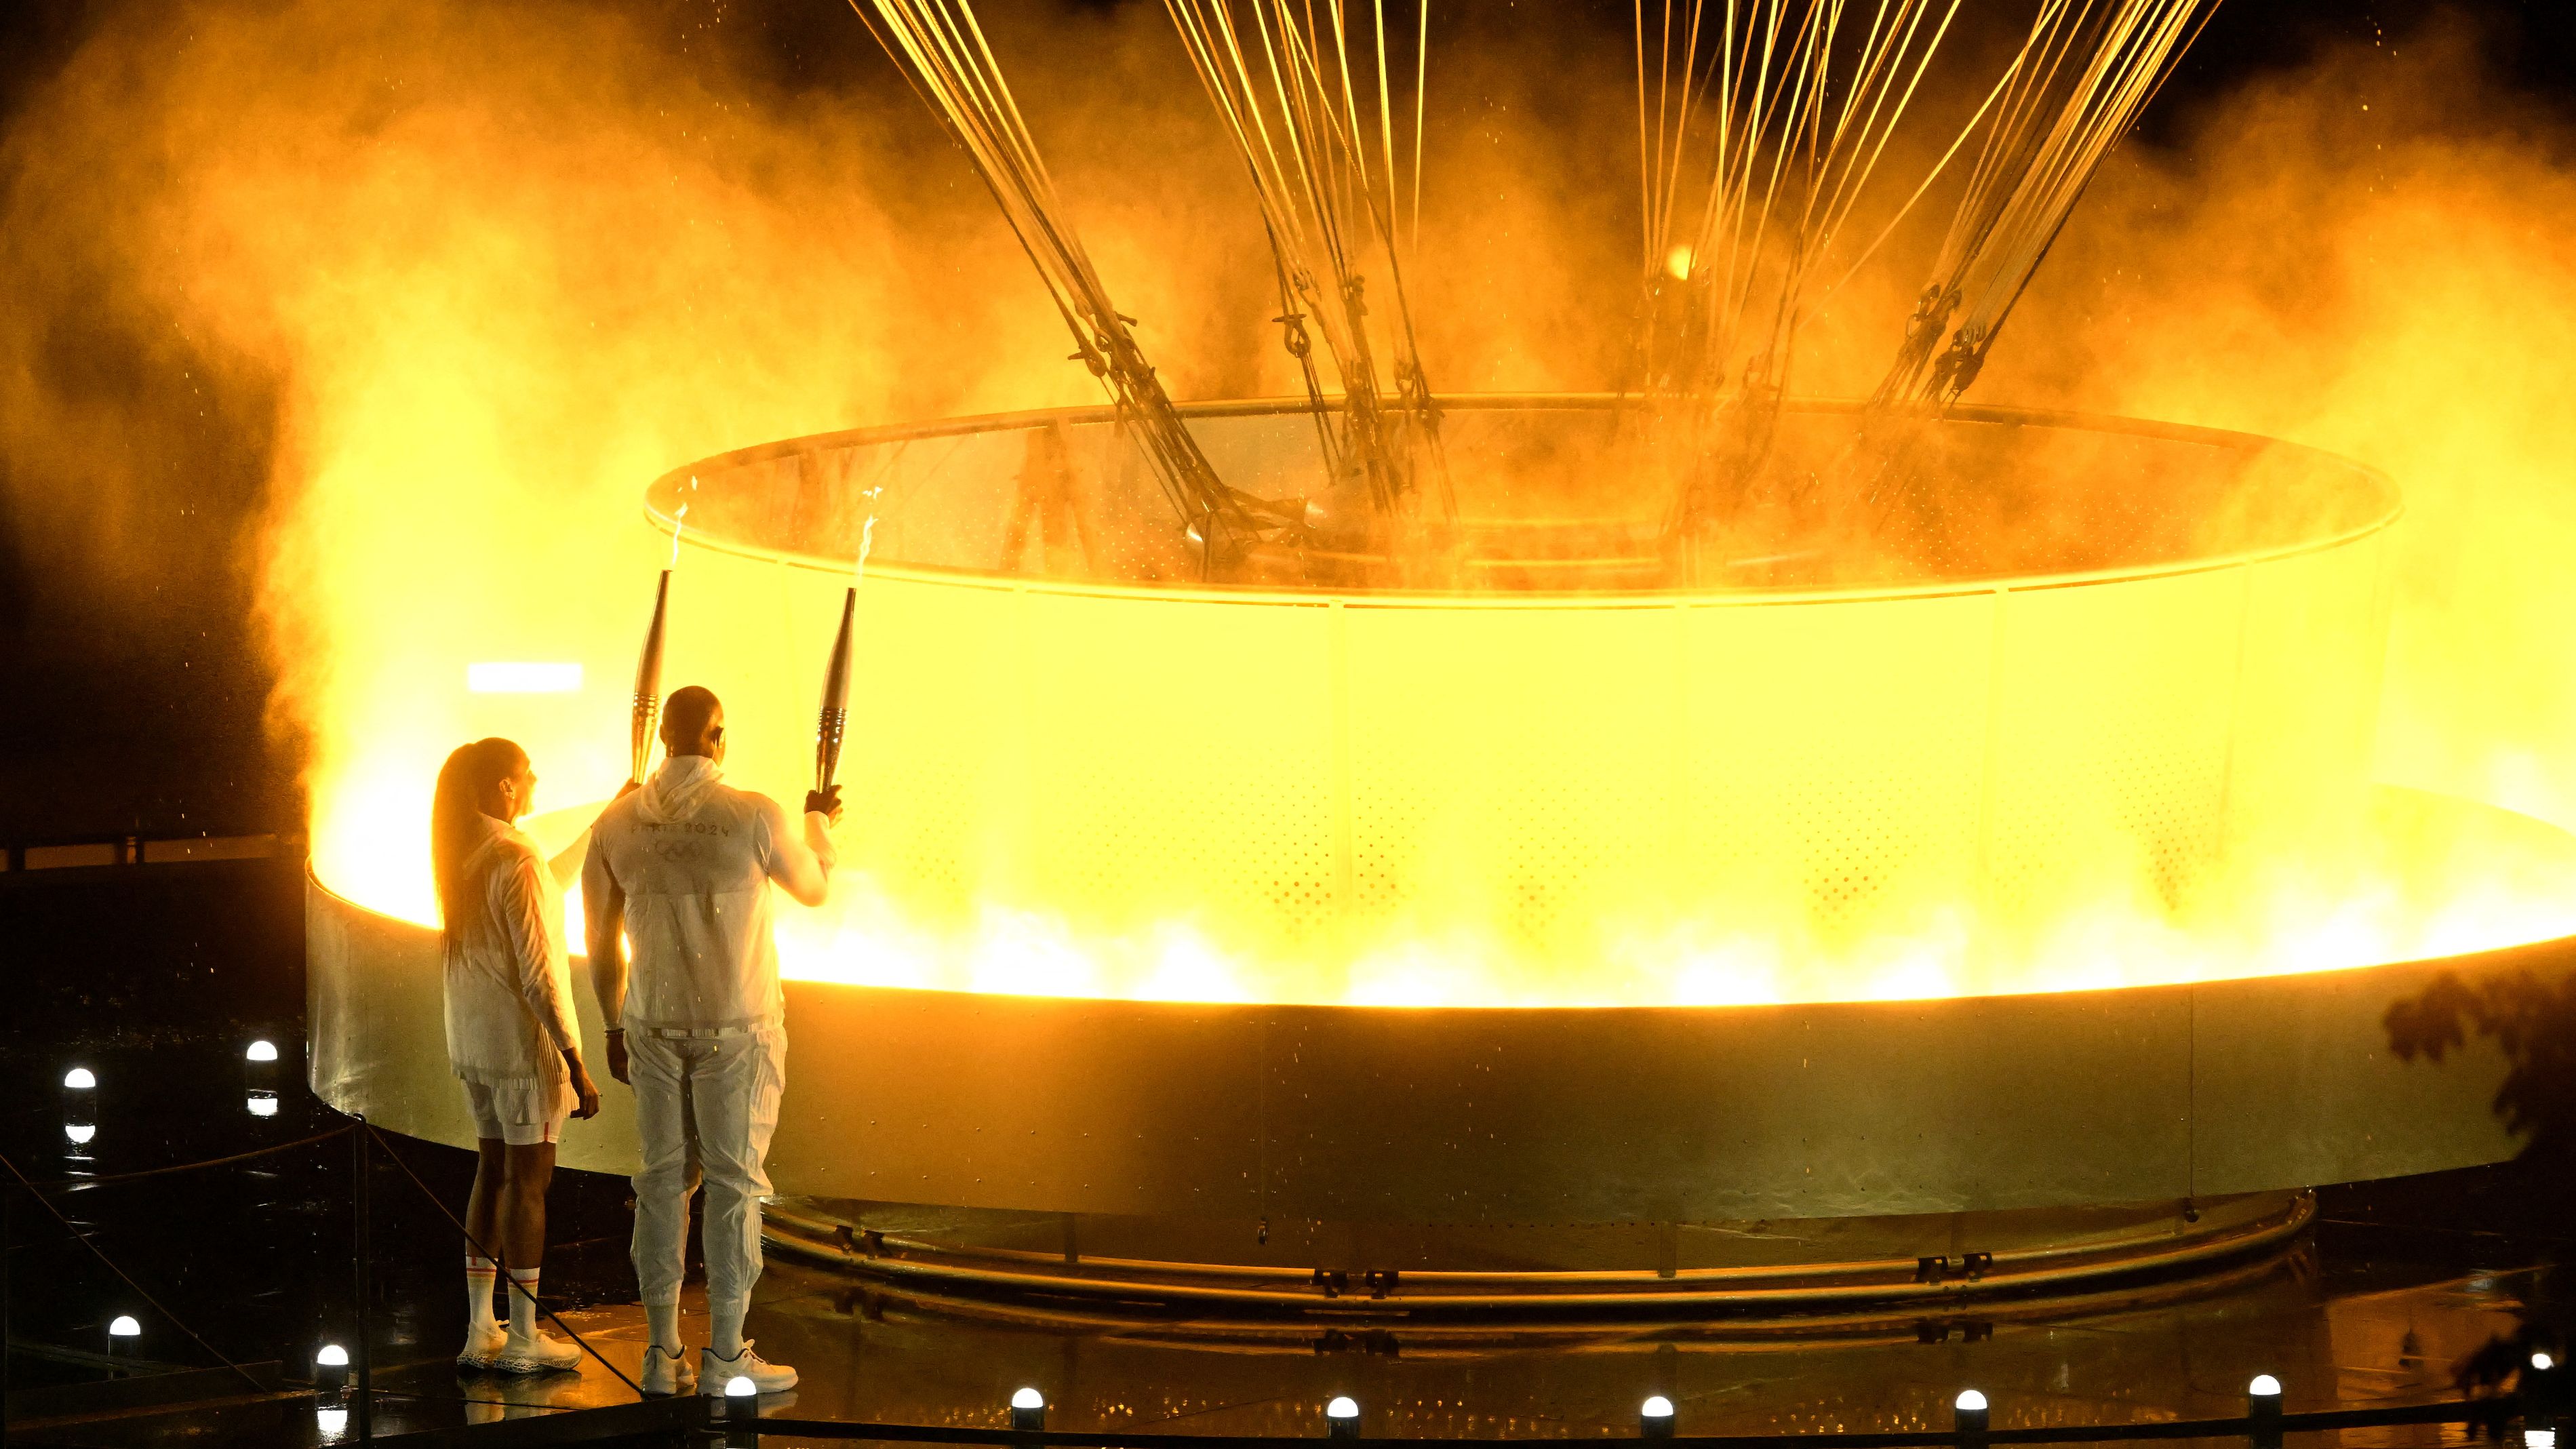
[640,1343,697,1396]
[456,1322,507,1370]
[492,1326,582,1374]
[698,1342,797,1395]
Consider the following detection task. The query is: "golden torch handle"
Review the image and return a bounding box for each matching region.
[631,570,671,784]
[815,587,857,793]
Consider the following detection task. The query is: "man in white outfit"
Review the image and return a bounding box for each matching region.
[583,686,839,1397]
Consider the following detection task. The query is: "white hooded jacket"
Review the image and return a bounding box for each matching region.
[582,755,790,1031]
[442,816,582,1086]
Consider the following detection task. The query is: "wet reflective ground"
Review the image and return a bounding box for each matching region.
[3,860,2572,1446]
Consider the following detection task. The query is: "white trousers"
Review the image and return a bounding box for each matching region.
[627,1025,786,1309]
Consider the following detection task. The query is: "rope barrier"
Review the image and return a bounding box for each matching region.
[0,1148,273,1395]
[357,1122,647,1400]
[9,1124,355,1193]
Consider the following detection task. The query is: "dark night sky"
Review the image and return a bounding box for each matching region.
[0,0,2567,846]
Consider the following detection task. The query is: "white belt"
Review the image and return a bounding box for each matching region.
[637,1024,757,1040]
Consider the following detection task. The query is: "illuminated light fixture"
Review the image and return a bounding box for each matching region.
[317,1406,349,1440]
[726,1374,757,1398]
[2531,1431,2558,1449]
[64,1123,96,1145]
[247,1093,279,1117]
[108,1315,141,1356]
[1642,1395,1676,1439]
[246,1040,279,1062]
[1011,1387,1047,1432]
[64,1067,96,1090]
[1954,1389,1991,1439]
[1326,1396,1360,1441]
[466,662,584,694]
[2247,1373,2284,1449]
[2539,1353,2559,1372]
[315,1343,350,1400]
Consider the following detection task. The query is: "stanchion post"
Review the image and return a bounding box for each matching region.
[1327,1396,1360,1442]
[2529,1353,2562,1441]
[351,1118,372,1442]
[725,1374,762,1447]
[2248,1374,2283,1449]
[1012,1387,1048,1436]
[1642,1395,1677,1440]
[1954,1389,1989,1449]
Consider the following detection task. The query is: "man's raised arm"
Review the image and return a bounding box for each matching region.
[764,787,841,907]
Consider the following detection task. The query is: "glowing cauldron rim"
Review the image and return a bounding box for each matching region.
[644,393,2402,603]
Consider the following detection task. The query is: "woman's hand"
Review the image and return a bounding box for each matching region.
[566,1050,603,1119]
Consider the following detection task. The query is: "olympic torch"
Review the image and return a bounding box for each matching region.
[631,570,671,785]
[813,507,877,804]
[814,586,856,793]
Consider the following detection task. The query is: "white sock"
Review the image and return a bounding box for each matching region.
[711,1295,747,1358]
[466,1256,498,1328]
[646,1301,681,1355]
[507,1268,541,1338]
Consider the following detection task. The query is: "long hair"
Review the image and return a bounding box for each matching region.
[431,737,528,950]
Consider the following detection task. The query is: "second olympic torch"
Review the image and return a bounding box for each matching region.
[631,570,671,785]
[814,586,857,793]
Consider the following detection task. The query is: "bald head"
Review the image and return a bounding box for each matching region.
[660,686,724,761]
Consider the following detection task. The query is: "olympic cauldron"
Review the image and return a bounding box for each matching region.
[310,395,2576,1328]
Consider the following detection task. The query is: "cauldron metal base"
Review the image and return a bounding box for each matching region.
[762,1191,2311,1335]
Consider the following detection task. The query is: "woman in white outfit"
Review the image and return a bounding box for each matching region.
[431,737,603,1373]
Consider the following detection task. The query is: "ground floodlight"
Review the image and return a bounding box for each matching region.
[64,1067,96,1090]
[247,1039,279,1062]
[2249,1374,2282,1398]
[1327,1396,1360,1440]
[1642,1395,1676,1439]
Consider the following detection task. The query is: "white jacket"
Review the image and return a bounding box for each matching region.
[442,816,583,1086]
[583,756,791,1031]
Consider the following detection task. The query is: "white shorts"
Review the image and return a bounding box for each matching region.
[460,1077,572,1147]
